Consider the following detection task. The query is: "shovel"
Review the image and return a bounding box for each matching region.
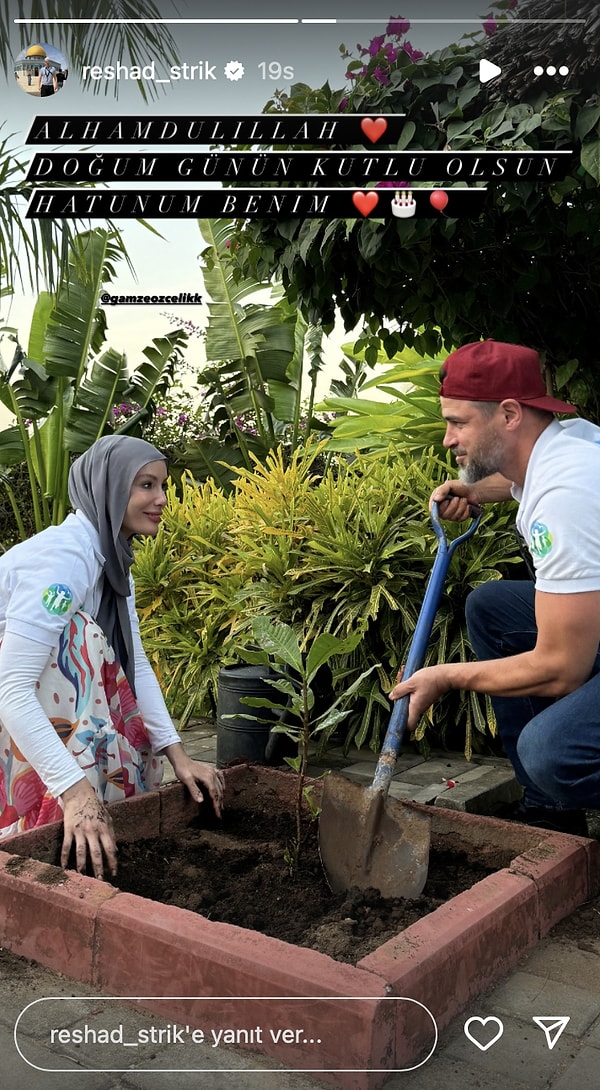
[319,501,481,899]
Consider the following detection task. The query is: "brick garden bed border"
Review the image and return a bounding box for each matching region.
[1,764,598,1089]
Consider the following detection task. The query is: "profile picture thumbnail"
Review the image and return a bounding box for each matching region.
[14,42,69,98]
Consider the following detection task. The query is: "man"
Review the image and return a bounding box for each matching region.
[390,339,600,835]
[38,57,57,96]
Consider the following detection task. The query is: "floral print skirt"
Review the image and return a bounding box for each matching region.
[0,612,163,837]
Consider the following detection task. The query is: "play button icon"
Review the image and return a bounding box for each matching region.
[479,58,502,83]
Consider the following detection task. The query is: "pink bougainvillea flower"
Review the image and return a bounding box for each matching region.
[338,97,348,111]
[403,41,425,61]
[483,16,498,35]
[368,34,386,56]
[386,17,410,36]
[375,180,410,188]
[373,65,390,84]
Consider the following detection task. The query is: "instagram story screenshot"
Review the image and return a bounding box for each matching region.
[0,2,599,1089]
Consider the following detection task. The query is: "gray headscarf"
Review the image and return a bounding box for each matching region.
[68,434,166,694]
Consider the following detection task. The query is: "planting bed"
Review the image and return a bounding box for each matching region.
[1,764,599,1090]
[113,806,504,963]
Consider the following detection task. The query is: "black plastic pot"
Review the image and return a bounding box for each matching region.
[216,664,280,768]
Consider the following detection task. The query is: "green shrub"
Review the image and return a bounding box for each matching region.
[0,462,40,548]
[134,441,521,755]
[133,475,241,723]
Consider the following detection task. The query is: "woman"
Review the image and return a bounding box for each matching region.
[0,435,224,879]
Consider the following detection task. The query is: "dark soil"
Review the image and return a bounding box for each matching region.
[113,805,497,963]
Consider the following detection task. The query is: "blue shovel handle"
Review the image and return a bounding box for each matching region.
[371,501,482,794]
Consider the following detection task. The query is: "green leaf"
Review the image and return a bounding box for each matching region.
[306,631,361,681]
[0,425,25,466]
[0,339,55,421]
[581,139,600,182]
[235,697,288,713]
[397,121,416,150]
[65,347,127,452]
[125,330,188,409]
[234,645,270,666]
[197,219,298,443]
[27,292,54,362]
[357,222,386,262]
[311,708,351,733]
[251,616,303,673]
[575,105,600,142]
[40,230,111,381]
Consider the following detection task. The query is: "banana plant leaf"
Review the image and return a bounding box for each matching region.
[198,219,299,436]
[0,336,56,420]
[0,228,189,534]
[0,425,25,466]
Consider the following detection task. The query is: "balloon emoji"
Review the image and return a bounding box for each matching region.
[429,190,449,212]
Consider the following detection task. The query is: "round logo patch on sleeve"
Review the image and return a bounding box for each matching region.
[41,584,74,615]
[529,522,553,559]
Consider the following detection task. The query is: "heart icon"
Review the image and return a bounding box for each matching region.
[361,117,388,143]
[464,1017,504,1052]
[352,191,379,217]
[430,189,449,211]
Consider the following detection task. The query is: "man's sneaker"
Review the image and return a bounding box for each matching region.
[516,804,589,837]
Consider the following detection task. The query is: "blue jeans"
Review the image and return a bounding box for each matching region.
[466,580,600,811]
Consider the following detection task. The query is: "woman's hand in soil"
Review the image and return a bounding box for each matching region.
[389,665,451,732]
[164,743,226,817]
[60,778,118,880]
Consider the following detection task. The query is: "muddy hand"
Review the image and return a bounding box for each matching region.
[61,778,118,880]
[183,760,226,818]
[165,744,226,817]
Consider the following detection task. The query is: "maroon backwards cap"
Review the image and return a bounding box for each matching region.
[439,340,576,415]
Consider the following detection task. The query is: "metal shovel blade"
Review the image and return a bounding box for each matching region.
[318,505,480,900]
[319,773,431,899]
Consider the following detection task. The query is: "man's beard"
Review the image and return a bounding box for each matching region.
[457,433,503,484]
[459,459,498,484]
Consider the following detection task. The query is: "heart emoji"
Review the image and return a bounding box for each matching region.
[464,1017,504,1052]
[361,117,388,144]
[429,189,449,211]
[352,191,379,217]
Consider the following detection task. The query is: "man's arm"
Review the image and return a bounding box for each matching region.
[390,589,600,730]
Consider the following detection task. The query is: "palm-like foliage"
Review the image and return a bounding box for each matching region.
[171,220,326,487]
[485,0,600,98]
[0,128,124,294]
[200,219,299,446]
[0,0,180,98]
[319,343,448,455]
[0,1,180,292]
[0,229,187,536]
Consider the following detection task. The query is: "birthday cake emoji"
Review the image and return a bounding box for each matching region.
[391,189,416,218]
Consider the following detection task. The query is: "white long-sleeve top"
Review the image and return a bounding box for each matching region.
[0,511,180,797]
